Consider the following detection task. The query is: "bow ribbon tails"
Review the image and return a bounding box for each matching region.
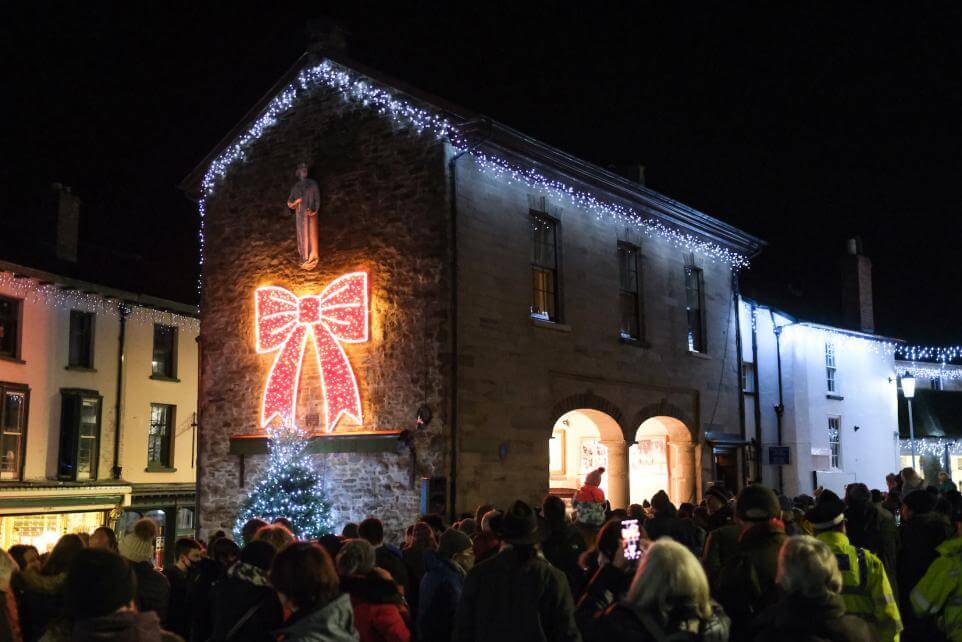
[254,272,369,433]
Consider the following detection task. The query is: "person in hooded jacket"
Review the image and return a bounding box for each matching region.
[59,548,182,642]
[337,539,410,642]
[751,536,872,642]
[898,489,955,639]
[844,482,898,597]
[190,537,239,642]
[577,537,729,642]
[271,542,358,642]
[209,540,283,642]
[713,484,787,642]
[19,534,84,642]
[418,529,473,642]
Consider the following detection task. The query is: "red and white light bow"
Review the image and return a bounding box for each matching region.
[255,272,368,432]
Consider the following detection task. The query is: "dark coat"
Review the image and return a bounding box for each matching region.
[274,593,359,642]
[130,561,170,624]
[163,566,191,638]
[702,523,741,586]
[454,547,581,642]
[188,558,227,642]
[541,522,588,598]
[645,507,697,551]
[401,546,430,616]
[845,501,899,596]
[714,521,787,641]
[18,570,65,642]
[751,593,874,642]
[209,571,284,642]
[417,552,465,642]
[897,511,954,611]
[579,600,730,642]
[573,564,641,629]
[375,546,409,597]
[71,610,184,642]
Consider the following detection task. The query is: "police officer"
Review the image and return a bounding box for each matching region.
[911,492,962,640]
[809,489,903,642]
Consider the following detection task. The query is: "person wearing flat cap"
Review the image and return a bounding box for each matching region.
[809,489,902,642]
[713,484,787,641]
[454,500,580,642]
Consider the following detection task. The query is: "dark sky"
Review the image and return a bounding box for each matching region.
[6,3,962,344]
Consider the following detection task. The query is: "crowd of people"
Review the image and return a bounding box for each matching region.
[0,465,960,641]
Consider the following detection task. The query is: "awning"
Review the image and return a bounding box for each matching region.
[0,482,132,515]
[898,389,962,438]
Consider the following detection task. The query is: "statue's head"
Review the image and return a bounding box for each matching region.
[295,162,309,179]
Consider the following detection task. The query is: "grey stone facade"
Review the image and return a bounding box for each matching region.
[192,54,761,542]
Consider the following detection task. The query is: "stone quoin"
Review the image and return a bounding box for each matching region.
[182,51,765,541]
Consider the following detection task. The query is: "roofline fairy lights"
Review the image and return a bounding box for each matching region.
[197,58,750,298]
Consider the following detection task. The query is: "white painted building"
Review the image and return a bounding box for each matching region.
[738,298,902,497]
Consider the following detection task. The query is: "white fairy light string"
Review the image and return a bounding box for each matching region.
[196,58,751,298]
[0,271,198,331]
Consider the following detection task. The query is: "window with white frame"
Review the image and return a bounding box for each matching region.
[825,342,837,393]
[742,362,755,393]
[828,416,841,468]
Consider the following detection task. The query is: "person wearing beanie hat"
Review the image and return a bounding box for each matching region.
[210,540,284,642]
[64,548,182,641]
[713,484,787,640]
[898,488,956,630]
[419,528,473,642]
[339,537,411,642]
[573,467,607,534]
[807,489,902,642]
[118,518,170,624]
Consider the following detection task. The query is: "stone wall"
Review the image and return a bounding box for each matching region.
[198,84,450,541]
[452,148,743,513]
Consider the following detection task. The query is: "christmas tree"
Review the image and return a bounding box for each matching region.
[234,422,336,540]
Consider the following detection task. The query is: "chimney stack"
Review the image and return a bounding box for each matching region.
[51,183,80,263]
[840,237,874,333]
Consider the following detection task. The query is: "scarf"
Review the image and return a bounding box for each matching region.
[227,561,269,587]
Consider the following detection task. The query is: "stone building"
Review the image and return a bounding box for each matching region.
[183,51,764,539]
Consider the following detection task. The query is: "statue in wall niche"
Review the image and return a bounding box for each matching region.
[287,162,320,270]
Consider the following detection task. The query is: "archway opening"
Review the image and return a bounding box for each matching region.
[630,416,692,506]
[548,409,622,503]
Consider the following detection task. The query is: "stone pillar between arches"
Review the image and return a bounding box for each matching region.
[600,439,629,509]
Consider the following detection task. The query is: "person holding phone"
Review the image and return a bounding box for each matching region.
[574,519,644,617]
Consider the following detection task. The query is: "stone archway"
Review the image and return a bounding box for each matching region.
[629,401,698,505]
[547,407,629,509]
[630,416,695,506]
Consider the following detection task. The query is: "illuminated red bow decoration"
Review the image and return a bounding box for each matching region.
[255,272,368,432]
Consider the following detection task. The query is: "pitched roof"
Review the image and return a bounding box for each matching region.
[181,50,764,264]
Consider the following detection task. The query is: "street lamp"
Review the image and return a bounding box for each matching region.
[903,373,917,470]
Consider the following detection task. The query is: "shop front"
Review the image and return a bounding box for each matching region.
[121,483,195,568]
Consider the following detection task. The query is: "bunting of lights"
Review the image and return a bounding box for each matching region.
[0,271,198,331]
[898,363,962,382]
[254,272,368,433]
[900,438,962,458]
[197,58,750,298]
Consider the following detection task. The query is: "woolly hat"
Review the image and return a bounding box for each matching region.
[706,486,732,504]
[585,467,606,487]
[438,528,472,560]
[65,549,136,619]
[118,518,157,564]
[806,490,846,531]
[903,489,937,515]
[736,484,780,522]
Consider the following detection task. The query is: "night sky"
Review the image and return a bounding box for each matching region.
[6,4,962,344]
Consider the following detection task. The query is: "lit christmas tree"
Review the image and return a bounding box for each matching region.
[234,422,336,540]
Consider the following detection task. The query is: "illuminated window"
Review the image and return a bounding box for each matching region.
[825,342,837,392]
[0,297,21,360]
[148,404,175,469]
[0,383,28,480]
[530,213,560,322]
[58,389,102,481]
[152,325,177,379]
[618,243,642,339]
[68,311,95,369]
[828,416,841,468]
[685,265,706,352]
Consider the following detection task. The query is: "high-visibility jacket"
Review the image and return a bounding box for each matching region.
[817,530,903,642]
[911,536,962,640]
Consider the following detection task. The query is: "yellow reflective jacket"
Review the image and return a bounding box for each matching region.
[911,536,962,641]
[817,530,903,642]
